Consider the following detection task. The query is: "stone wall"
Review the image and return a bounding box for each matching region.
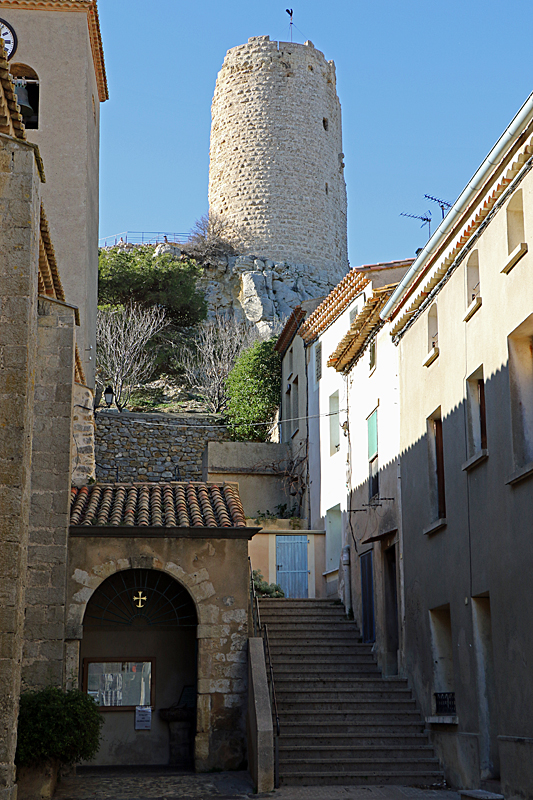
[95,411,230,483]
[209,36,348,275]
[71,383,96,487]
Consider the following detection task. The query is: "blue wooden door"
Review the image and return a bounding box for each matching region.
[276,535,308,598]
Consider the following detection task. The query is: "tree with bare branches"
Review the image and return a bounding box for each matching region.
[186,211,242,259]
[96,304,167,411]
[177,313,260,413]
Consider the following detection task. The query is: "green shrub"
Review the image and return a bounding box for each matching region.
[98,246,206,327]
[225,338,281,441]
[15,687,104,767]
[252,570,284,598]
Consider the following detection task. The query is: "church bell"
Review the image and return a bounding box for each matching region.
[14,82,34,119]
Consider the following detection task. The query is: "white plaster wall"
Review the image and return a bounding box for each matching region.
[209,36,348,276]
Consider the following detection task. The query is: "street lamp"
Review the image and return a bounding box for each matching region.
[104,386,114,408]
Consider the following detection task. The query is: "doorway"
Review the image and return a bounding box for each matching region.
[276,534,308,597]
[80,569,197,766]
[383,545,399,674]
[360,550,375,643]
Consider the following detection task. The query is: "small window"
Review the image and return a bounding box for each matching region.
[466,250,480,304]
[427,408,446,521]
[329,391,340,455]
[349,305,359,325]
[287,347,293,377]
[315,342,322,382]
[508,314,533,469]
[83,659,155,710]
[466,367,487,457]
[507,190,525,255]
[325,182,329,195]
[368,409,379,499]
[323,117,329,131]
[291,376,299,435]
[429,606,455,715]
[11,63,39,129]
[284,382,292,442]
[428,304,438,352]
[369,338,376,370]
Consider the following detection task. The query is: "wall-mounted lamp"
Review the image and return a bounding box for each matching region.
[104,386,114,408]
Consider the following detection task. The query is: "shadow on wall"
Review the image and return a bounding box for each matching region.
[347,358,533,795]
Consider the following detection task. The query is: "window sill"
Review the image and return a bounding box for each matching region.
[506,460,533,486]
[425,715,458,725]
[462,449,489,472]
[423,518,447,536]
[501,241,528,274]
[423,347,439,367]
[463,296,482,322]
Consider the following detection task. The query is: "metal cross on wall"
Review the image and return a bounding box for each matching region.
[133,592,147,608]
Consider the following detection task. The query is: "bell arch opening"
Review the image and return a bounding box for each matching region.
[11,64,39,129]
[80,568,198,767]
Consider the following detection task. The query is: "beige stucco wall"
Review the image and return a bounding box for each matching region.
[1,5,101,386]
[397,161,533,795]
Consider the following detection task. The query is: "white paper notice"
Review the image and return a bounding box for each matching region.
[135,706,152,730]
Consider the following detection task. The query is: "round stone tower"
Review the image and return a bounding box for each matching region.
[208,36,348,278]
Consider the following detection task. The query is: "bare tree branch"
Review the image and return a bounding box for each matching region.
[96,304,167,411]
[176,313,261,413]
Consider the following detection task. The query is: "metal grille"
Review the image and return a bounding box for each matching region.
[83,569,197,629]
[434,692,456,714]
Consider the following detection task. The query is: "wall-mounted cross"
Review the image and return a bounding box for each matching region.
[133,592,147,608]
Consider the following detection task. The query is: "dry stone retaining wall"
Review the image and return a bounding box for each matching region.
[95,411,230,483]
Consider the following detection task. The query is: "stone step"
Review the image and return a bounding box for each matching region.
[277,710,423,724]
[275,675,407,686]
[279,733,431,747]
[279,745,436,759]
[271,660,380,671]
[270,644,374,655]
[277,687,414,701]
[280,757,441,773]
[279,720,427,735]
[266,625,361,635]
[280,770,445,786]
[277,699,417,712]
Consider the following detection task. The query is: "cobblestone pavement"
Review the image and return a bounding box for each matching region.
[54,769,461,800]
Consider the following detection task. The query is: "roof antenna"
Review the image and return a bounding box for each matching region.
[425,194,452,220]
[286,8,294,42]
[400,210,432,240]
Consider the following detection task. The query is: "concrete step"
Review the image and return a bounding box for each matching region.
[279,745,437,759]
[275,675,408,686]
[280,757,441,773]
[266,627,361,637]
[277,710,423,724]
[279,721,427,735]
[279,733,431,747]
[277,687,414,700]
[271,660,380,671]
[270,644,374,655]
[280,771,445,786]
[277,699,418,712]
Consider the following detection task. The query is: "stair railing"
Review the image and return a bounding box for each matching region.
[249,558,280,788]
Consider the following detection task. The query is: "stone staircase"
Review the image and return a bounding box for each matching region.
[259,597,445,787]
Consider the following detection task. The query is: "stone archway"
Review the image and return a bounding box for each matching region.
[80,568,198,766]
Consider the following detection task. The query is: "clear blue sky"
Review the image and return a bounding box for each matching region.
[98,0,533,266]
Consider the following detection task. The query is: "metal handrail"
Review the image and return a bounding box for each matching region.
[249,559,280,788]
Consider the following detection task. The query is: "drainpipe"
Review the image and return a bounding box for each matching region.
[380,90,533,321]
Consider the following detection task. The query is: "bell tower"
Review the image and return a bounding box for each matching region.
[0,0,108,387]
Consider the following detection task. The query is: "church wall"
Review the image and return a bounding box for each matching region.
[0,135,40,800]
[67,536,251,771]
[22,297,76,690]
[1,6,101,386]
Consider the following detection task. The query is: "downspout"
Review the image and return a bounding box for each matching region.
[381,89,533,321]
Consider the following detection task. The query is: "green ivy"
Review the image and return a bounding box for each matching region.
[225,338,281,441]
[15,687,104,767]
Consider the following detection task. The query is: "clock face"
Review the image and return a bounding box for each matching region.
[0,19,17,61]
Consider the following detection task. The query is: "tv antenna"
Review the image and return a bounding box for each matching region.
[286,8,294,41]
[425,194,452,219]
[400,210,432,239]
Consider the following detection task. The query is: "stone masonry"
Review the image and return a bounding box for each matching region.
[95,411,230,483]
[0,134,40,800]
[208,36,348,276]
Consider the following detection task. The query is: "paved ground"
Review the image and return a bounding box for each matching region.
[54,769,461,800]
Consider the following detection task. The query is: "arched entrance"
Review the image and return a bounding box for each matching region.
[80,568,198,766]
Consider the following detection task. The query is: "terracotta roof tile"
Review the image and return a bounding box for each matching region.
[70,482,247,529]
[299,270,371,344]
[328,283,398,373]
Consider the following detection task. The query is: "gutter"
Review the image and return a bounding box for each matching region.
[380,89,533,321]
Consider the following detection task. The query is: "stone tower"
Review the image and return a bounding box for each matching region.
[209,36,348,279]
